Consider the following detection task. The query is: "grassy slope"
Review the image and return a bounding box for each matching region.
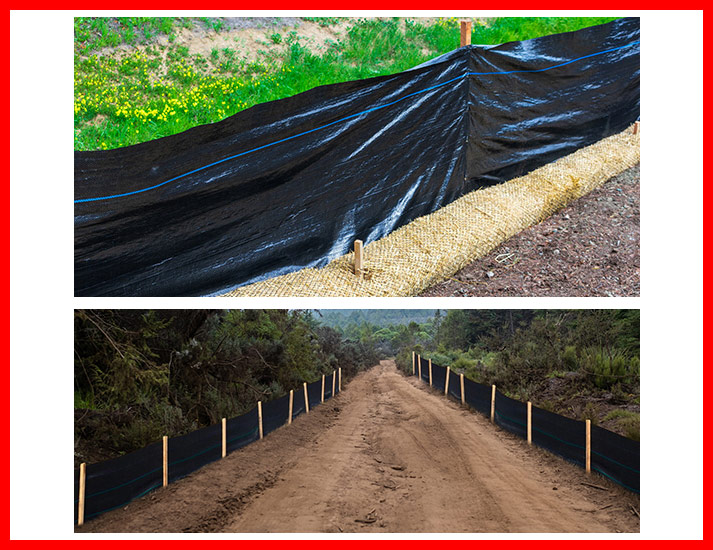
[74,17,617,151]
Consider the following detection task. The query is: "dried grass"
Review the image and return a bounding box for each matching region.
[223,128,640,297]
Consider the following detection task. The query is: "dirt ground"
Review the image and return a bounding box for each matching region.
[420,164,640,297]
[78,361,640,533]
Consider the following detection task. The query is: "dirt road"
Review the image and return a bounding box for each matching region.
[79,361,639,533]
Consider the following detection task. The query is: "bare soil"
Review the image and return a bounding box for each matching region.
[77,361,639,533]
[420,164,640,297]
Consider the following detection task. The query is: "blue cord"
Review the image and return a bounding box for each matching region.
[75,40,638,205]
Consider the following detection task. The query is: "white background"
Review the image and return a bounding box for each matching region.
[9,10,703,539]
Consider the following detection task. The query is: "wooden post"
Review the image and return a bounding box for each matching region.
[288,390,294,425]
[460,19,472,47]
[527,402,532,445]
[354,239,364,278]
[332,370,336,398]
[418,355,422,381]
[633,121,640,134]
[412,351,415,375]
[321,374,326,403]
[445,367,450,396]
[338,368,342,392]
[222,418,227,458]
[162,435,168,487]
[428,359,432,387]
[77,462,86,526]
[586,419,591,473]
[460,373,465,406]
[490,385,496,423]
[258,401,264,440]
[304,382,310,413]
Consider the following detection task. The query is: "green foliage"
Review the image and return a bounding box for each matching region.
[75,17,618,151]
[75,309,379,458]
[581,347,638,389]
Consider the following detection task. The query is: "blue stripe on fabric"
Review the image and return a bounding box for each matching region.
[74,40,638,205]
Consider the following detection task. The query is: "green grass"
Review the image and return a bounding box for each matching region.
[74,16,618,151]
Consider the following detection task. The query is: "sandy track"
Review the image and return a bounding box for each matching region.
[79,361,639,533]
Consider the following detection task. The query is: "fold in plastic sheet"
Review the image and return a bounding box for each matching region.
[75,18,640,296]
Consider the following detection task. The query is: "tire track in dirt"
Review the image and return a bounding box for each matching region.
[78,361,639,533]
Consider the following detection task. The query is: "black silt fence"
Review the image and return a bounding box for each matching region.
[493,390,528,440]
[262,393,291,436]
[531,405,587,469]
[225,406,260,453]
[76,376,343,525]
[591,424,640,493]
[307,379,323,409]
[430,362,447,392]
[74,439,163,524]
[168,422,222,484]
[419,359,430,384]
[447,373,462,402]
[463,377,491,416]
[291,387,307,420]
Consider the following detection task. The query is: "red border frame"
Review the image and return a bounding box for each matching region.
[8,5,707,541]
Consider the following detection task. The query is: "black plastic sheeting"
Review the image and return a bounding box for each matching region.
[493,390,527,440]
[74,18,640,297]
[76,377,340,524]
[73,439,163,524]
[591,424,640,493]
[447,372,462,402]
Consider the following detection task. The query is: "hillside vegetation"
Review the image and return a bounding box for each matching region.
[74,16,617,151]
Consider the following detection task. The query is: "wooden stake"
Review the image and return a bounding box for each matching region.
[428,359,432,387]
[162,435,168,487]
[527,402,532,445]
[258,401,263,440]
[586,419,591,473]
[460,373,465,406]
[354,239,364,277]
[222,418,227,458]
[78,462,86,526]
[460,19,472,47]
[332,370,336,398]
[304,382,310,413]
[338,368,342,392]
[445,367,450,396]
[321,374,326,403]
[412,351,415,375]
[490,385,496,423]
[288,390,294,425]
[418,354,422,381]
[633,121,640,135]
